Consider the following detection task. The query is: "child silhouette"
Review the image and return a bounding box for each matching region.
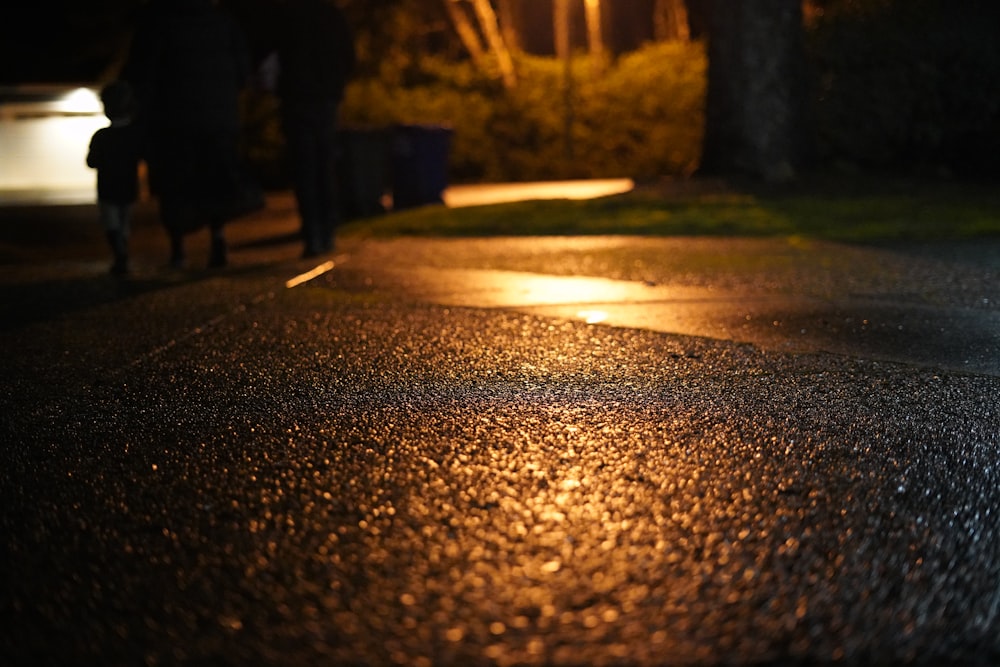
[87,81,142,275]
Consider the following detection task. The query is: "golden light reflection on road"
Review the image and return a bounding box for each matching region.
[359,256,1000,376]
[576,310,609,324]
[381,267,724,333]
[285,260,336,288]
[371,265,830,355]
[484,273,638,306]
[398,270,653,308]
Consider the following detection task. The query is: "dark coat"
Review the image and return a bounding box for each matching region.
[123,0,250,133]
[275,0,355,105]
[121,0,252,227]
[87,122,142,205]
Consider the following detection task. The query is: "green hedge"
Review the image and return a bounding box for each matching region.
[338,41,706,183]
[244,2,999,186]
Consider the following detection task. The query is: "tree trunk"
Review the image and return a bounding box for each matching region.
[442,0,487,66]
[584,0,604,58]
[700,0,810,181]
[496,0,521,53]
[470,0,518,89]
[654,0,690,42]
[554,0,571,60]
[554,0,574,160]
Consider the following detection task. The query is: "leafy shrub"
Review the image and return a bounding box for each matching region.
[338,41,706,183]
[243,3,1000,187]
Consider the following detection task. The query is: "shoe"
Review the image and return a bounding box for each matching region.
[106,231,129,276]
[109,258,129,276]
[209,239,228,268]
[169,235,186,269]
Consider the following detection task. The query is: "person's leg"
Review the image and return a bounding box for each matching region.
[100,202,129,274]
[149,134,192,269]
[113,203,133,273]
[159,199,186,268]
[284,104,324,257]
[208,219,227,268]
[120,202,132,246]
[318,103,342,253]
[168,232,185,268]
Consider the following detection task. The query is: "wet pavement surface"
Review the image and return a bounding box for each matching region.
[336,238,999,377]
[1,200,999,665]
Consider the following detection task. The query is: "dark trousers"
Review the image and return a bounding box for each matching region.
[282,101,341,255]
[149,127,236,268]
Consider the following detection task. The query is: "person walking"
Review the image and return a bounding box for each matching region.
[87,81,143,276]
[122,0,252,269]
[273,0,356,258]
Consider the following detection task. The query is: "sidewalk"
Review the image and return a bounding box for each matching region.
[331,236,1000,377]
[2,188,998,377]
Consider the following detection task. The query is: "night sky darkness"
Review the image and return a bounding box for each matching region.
[0,1,144,84]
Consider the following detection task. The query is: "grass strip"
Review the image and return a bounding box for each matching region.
[343,177,1000,242]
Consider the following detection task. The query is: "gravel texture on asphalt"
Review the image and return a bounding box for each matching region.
[2,244,999,665]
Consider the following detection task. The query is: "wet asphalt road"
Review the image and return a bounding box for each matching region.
[1,202,1000,666]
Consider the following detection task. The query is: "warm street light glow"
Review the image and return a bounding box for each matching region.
[58,87,102,115]
[576,309,609,324]
[286,260,336,288]
[444,179,633,207]
[0,86,104,200]
[584,0,603,58]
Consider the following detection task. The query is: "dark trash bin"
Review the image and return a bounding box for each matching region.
[337,127,390,220]
[390,124,453,210]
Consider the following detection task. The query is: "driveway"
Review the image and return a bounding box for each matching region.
[326,235,1000,376]
[1,197,998,666]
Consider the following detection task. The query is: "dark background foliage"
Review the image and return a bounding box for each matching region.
[1,0,997,180]
[807,0,1000,176]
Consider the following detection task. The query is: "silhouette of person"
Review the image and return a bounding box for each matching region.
[87,81,143,276]
[122,0,251,269]
[272,0,356,258]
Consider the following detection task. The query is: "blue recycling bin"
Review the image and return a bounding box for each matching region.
[337,127,391,220]
[391,124,453,210]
